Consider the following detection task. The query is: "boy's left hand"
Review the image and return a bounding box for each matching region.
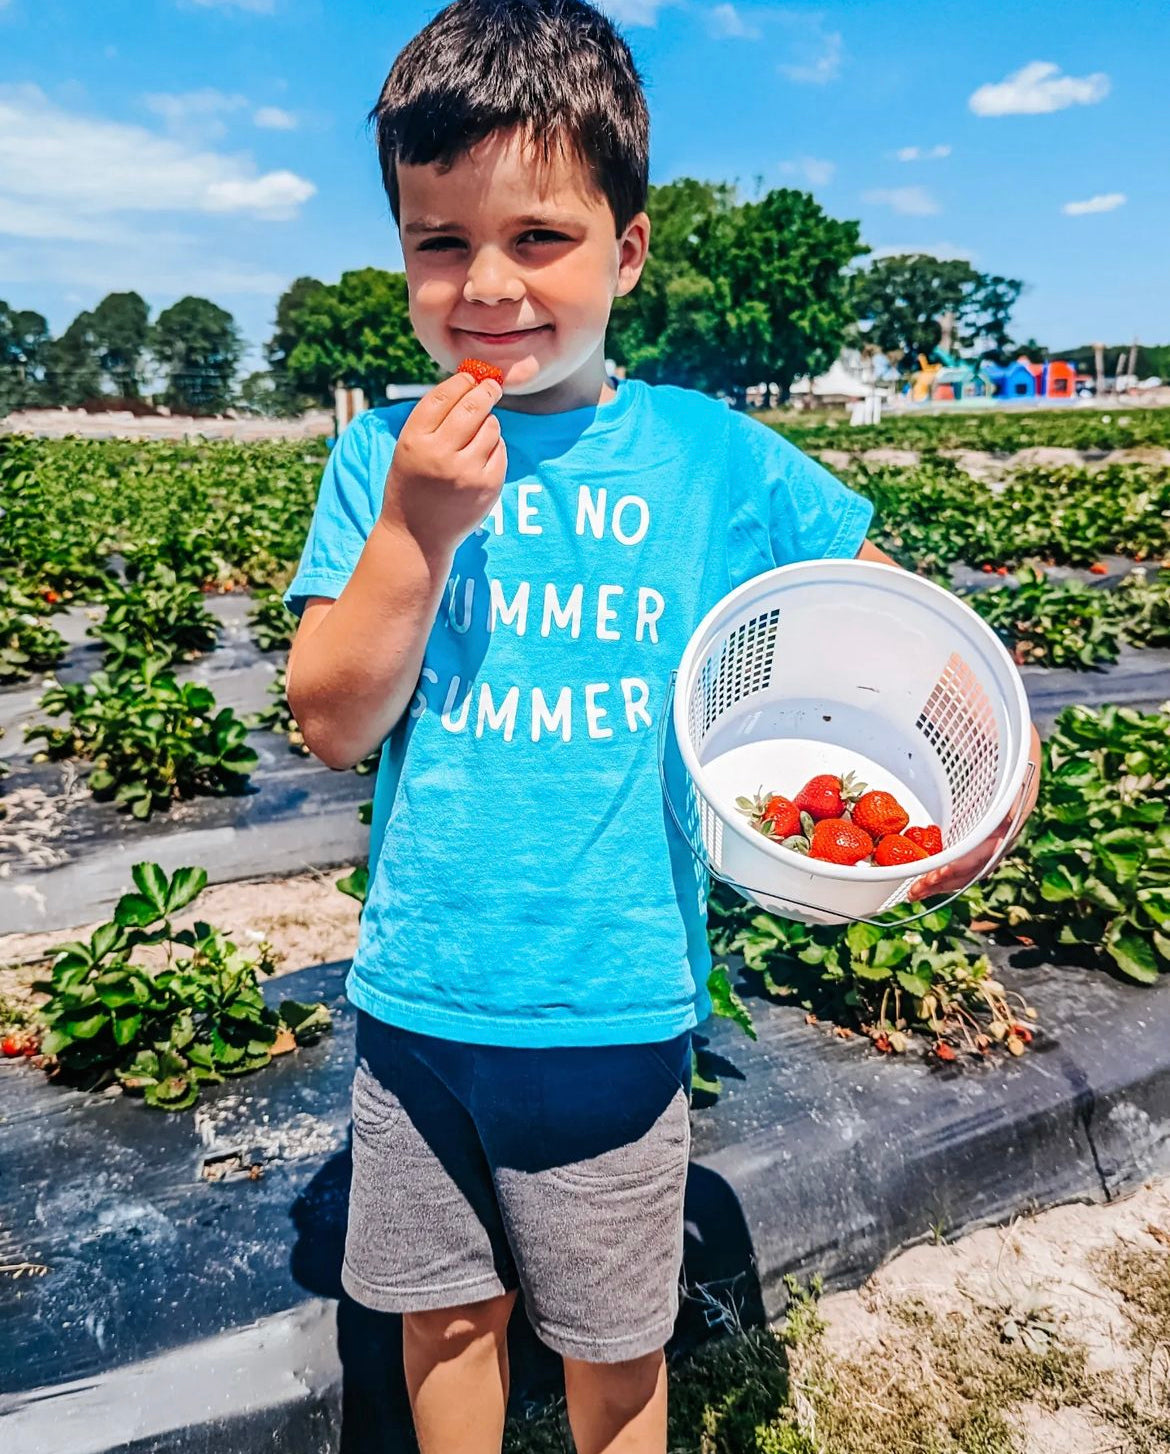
[905,723,1043,903]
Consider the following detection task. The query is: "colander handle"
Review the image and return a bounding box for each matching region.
[656,668,1037,930]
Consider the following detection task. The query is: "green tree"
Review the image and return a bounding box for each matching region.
[607,180,864,401]
[606,179,736,384]
[283,268,438,403]
[0,300,50,412]
[852,254,1024,370]
[41,311,102,407]
[152,297,242,415]
[266,276,330,407]
[90,291,150,396]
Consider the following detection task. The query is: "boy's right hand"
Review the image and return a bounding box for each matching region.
[380,372,507,558]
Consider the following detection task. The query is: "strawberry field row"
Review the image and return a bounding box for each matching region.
[779,403,1170,456]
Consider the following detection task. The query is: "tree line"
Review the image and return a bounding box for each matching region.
[2,177,1146,418]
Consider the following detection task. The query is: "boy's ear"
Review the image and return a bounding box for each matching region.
[615,211,651,298]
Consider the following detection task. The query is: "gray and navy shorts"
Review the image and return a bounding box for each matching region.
[342,1009,693,1364]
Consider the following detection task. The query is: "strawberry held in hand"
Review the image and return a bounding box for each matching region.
[457,357,506,387]
[852,790,909,841]
[794,770,866,822]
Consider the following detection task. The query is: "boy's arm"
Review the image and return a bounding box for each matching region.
[854,538,1043,901]
[286,521,455,770]
[287,371,506,770]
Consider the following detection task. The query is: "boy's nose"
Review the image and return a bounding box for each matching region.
[462,248,525,305]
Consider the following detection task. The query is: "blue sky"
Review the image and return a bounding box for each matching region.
[1,0,1166,370]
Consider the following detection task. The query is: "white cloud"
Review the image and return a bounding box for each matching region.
[143,88,248,142]
[1062,192,1126,216]
[862,185,940,217]
[253,105,296,130]
[707,3,761,39]
[205,170,314,213]
[0,241,288,297]
[779,156,836,187]
[894,144,951,162]
[969,61,1110,117]
[0,84,315,227]
[777,22,842,84]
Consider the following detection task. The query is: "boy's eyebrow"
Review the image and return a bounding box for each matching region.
[403,213,580,235]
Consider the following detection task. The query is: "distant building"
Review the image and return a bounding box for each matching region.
[1041,360,1076,399]
[929,362,996,401]
[1000,359,1042,399]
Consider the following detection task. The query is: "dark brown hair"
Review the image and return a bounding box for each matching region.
[369,0,650,234]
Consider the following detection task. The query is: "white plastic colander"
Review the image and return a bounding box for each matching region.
[658,559,1035,927]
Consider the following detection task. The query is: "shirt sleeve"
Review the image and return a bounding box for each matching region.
[282,413,381,619]
[728,408,874,567]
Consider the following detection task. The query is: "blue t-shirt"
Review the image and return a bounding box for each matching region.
[284,379,873,1047]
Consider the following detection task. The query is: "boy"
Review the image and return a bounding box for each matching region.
[283,2,1042,1449]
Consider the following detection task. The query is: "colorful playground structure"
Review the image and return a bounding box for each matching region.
[906,351,1078,403]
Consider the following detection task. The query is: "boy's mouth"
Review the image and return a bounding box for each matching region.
[454,325,552,347]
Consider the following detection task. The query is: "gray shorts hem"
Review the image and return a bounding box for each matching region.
[341,1260,517,1315]
[530,1306,679,1364]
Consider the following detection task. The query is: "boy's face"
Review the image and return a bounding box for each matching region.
[396,128,649,411]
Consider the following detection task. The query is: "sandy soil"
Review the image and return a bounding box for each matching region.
[1,409,334,441]
[0,868,360,1011]
[798,1178,1170,1452]
[809,445,1170,477]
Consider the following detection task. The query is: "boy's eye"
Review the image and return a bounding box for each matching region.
[417,230,568,253]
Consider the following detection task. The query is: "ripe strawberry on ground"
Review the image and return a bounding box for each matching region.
[905,824,944,856]
[457,358,506,386]
[2,1035,24,1057]
[794,770,866,822]
[734,789,802,840]
[803,818,874,865]
[852,789,909,840]
[1089,562,1109,575]
[873,833,929,866]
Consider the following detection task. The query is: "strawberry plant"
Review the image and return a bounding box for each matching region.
[972,703,1170,983]
[90,563,219,670]
[33,861,330,1109]
[247,590,297,652]
[781,405,1170,455]
[1113,567,1170,647]
[0,596,66,683]
[706,886,1037,1060]
[26,657,257,818]
[964,566,1125,668]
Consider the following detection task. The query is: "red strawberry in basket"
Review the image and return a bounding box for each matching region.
[734,789,802,840]
[905,824,944,857]
[789,818,874,866]
[457,357,506,386]
[794,771,866,822]
[873,833,928,866]
[852,790,909,841]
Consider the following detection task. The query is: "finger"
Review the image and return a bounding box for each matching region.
[483,434,507,482]
[408,372,480,433]
[433,378,504,452]
[456,409,503,469]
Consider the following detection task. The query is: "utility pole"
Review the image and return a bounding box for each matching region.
[1093,341,1105,397]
